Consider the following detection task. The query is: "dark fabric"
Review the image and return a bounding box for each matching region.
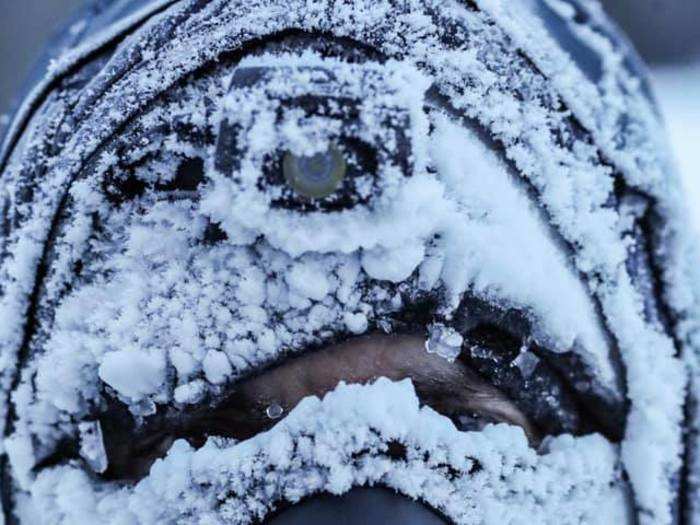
[265,488,448,525]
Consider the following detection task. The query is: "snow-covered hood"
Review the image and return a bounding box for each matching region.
[1,1,699,524]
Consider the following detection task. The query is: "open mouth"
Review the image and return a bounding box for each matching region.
[73,289,626,483]
[97,331,541,481]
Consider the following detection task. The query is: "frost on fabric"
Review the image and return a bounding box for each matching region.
[0,0,696,524]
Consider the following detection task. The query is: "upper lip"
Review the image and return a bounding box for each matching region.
[186,333,540,442]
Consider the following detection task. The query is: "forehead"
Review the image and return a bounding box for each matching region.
[0,1,696,523]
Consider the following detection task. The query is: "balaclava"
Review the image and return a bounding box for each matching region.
[1,1,700,524]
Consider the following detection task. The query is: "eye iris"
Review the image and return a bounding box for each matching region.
[283,146,346,199]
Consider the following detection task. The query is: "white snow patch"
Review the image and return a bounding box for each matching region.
[361,243,425,283]
[202,350,233,385]
[343,312,369,334]
[98,349,166,401]
[286,259,332,301]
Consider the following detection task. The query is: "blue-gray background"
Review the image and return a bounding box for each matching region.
[1,0,699,116]
[0,0,85,116]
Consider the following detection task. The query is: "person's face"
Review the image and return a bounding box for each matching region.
[0,2,690,524]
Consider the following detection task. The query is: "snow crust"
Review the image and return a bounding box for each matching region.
[0,0,697,523]
[30,379,631,525]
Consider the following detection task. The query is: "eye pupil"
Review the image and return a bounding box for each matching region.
[283,146,346,199]
[301,154,334,182]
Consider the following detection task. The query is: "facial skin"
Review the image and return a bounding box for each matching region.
[0,2,691,524]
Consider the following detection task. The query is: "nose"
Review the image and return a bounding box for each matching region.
[264,487,449,524]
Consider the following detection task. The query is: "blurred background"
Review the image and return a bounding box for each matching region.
[0,0,698,224]
[0,0,84,119]
[604,0,700,232]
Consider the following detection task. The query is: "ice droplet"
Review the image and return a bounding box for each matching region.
[512,350,540,378]
[377,318,393,334]
[78,421,108,474]
[425,323,463,362]
[469,344,494,361]
[266,403,284,419]
[129,398,156,417]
